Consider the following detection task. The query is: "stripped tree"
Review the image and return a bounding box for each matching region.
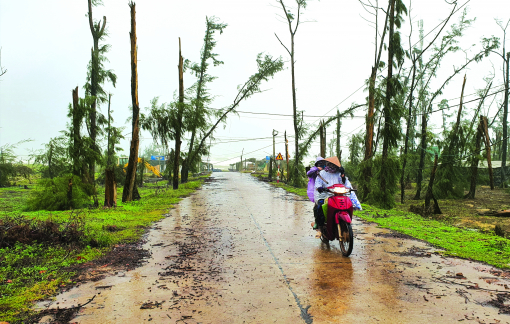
[85,0,117,185]
[275,0,310,187]
[122,1,140,202]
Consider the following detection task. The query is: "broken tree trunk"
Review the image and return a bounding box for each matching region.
[104,168,117,207]
[173,38,184,190]
[401,57,417,204]
[425,153,441,214]
[71,87,81,178]
[122,2,140,203]
[319,120,326,158]
[465,117,484,199]
[482,116,494,190]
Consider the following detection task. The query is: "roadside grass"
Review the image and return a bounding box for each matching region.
[272,181,308,197]
[358,204,510,269]
[261,177,510,270]
[0,176,206,323]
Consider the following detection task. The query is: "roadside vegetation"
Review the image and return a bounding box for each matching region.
[0,175,206,323]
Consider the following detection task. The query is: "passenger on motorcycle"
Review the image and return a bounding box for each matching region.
[313,157,362,236]
[306,156,326,202]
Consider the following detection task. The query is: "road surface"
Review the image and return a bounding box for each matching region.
[37,172,510,323]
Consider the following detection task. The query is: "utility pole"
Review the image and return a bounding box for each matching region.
[336,110,342,162]
[285,131,289,182]
[272,129,278,180]
[207,137,211,171]
[240,148,244,172]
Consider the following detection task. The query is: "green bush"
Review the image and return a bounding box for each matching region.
[368,155,401,209]
[25,176,92,211]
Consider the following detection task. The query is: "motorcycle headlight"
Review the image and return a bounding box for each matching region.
[333,187,348,194]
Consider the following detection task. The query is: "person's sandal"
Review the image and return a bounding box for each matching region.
[315,229,322,239]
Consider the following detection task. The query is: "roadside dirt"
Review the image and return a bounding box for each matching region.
[400,185,510,234]
[32,173,510,323]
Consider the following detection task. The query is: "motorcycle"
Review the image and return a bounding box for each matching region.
[318,184,355,257]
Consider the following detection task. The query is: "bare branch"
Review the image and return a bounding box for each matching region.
[293,1,302,35]
[414,2,458,64]
[99,16,107,37]
[360,14,377,25]
[375,0,391,68]
[278,0,294,35]
[87,0,96,38]
[275,33,291,56]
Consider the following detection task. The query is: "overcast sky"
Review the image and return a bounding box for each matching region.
[1,0,509,167]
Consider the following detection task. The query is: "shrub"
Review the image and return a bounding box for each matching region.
[368,155,401,209]
[0,212,87,247]
[25,175,92,211]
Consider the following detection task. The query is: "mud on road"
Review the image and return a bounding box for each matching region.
[35,172,510,323]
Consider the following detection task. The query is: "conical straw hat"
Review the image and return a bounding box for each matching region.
[324,156,341,168]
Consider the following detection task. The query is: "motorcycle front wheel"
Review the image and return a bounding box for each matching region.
[338,222,353,257]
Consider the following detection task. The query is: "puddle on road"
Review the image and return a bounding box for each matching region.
[36,172,510,323]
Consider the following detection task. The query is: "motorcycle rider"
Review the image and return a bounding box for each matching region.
[313,156,362,237]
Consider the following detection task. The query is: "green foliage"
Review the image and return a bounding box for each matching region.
[25,176,92,211]
[368,155,401,209]
[434,119,469,198]
[140,97,178,150]
[0,140,33,187]
[297,104,359,187]
[348,131,364,165]
[32,136,71,179]
[182,17,227,181]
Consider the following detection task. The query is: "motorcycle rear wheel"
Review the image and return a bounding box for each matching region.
[338,222,353,257]
[319,225,329,244]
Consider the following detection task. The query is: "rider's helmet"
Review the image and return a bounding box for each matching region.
[315,156,326,168]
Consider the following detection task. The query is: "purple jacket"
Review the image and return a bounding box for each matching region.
[307,166,320,202]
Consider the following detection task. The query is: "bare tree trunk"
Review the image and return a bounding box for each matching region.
[106,93,112,166]
[465,117,484,199]
[173,38,184,189]
[104,93,116,207]
[414,113,427,200]
[72,87,81,178]
[122,2,140,203]
[482,116,495,190]
[502,52,509,187]
[48,141,54,179]
[319,121,326,157]
[425,153,441,214]
[104,169,117,207]
[380,0,396,197]
[87,0,107,185]
[401,58,417,203]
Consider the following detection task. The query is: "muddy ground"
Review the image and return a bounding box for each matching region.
[399,184,510,235]
[31,173,510,323]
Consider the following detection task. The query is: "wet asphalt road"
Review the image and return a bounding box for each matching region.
[38,172,510,323]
